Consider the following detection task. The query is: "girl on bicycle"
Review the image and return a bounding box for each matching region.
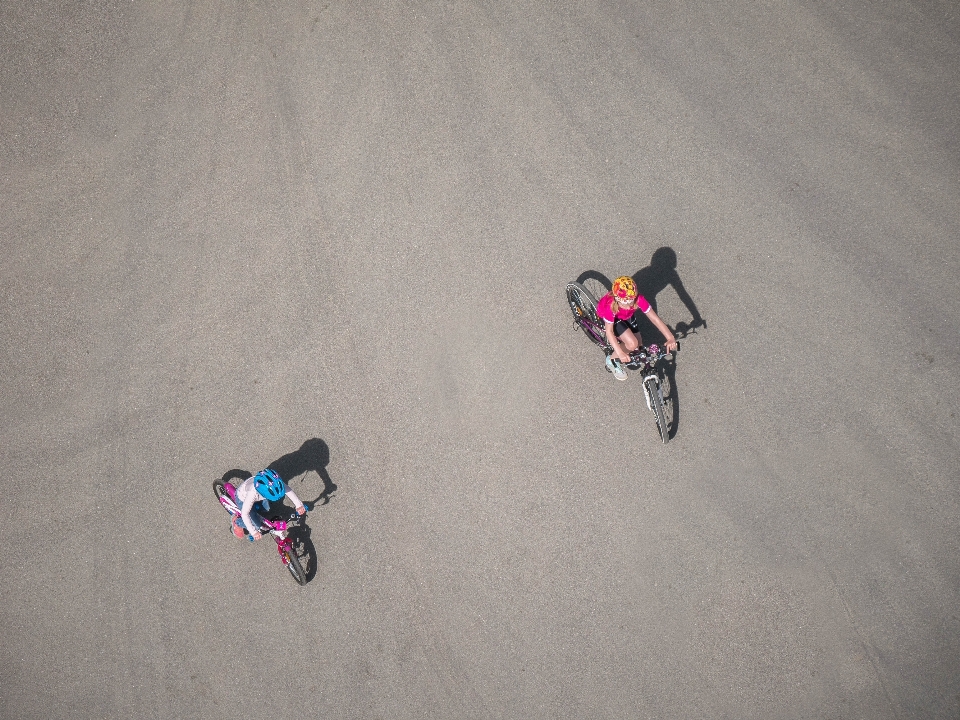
[598,276,678,381]
[231,468,306,540]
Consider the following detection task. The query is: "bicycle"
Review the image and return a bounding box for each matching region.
[565,281,677,444]
[213,478,310,586]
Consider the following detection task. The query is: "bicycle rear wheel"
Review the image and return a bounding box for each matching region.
[566,282,609,351]
[213,480,237,513]
[280,548,307,586]
[645,377,670,444]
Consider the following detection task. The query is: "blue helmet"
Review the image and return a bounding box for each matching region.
[253,469,286,502]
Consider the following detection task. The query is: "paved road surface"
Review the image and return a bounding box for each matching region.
[2,1,958,718]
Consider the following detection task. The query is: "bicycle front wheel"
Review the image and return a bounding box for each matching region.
[280,548,307,586]
[659,369,675,441]
[566,282,609,351]
[645,377,670,444]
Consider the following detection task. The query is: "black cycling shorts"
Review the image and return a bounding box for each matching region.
[613,316,640,337]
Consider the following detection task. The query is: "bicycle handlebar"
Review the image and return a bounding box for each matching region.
[253,505,310,533]
[631,342,678,359]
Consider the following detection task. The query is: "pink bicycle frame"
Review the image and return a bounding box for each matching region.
[219,481,295,561]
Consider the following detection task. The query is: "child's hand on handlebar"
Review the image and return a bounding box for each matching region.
[296,505,306,516]
[252,531,262,540]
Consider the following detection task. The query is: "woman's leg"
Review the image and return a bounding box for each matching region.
[613,318,641,355]
[617,328,641,353]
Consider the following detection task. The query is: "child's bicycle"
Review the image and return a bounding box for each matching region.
[566,281,678,444]
[213,479,309,586]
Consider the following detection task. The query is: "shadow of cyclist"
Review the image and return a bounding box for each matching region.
[631,246,707,441]
[267,438,338,507]
[632,247,706,328]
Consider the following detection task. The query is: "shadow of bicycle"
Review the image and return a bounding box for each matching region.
[285,521,319,583]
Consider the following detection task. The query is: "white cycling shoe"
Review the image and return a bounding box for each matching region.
[605,355,628,381]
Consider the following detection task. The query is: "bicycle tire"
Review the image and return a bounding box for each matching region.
[566,282,609,350]
[658,369,675,440]
[213,480,236,513]
[281,548,307,586]
[645,377,670,445]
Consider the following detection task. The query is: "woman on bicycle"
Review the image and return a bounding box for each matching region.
[231,468,306,540]
[598,276,678,381]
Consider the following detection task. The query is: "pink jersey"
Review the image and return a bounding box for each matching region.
[597,292,650,322]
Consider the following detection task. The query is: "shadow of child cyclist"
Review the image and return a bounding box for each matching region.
[632,247,706,331]
[267,438,338,508]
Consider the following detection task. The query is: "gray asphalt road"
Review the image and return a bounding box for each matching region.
[3,1,959,718]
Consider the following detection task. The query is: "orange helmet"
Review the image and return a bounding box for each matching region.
[612,276,637,301]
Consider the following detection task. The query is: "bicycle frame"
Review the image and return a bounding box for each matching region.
[218,481,300,563]
[572,312,612,352]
